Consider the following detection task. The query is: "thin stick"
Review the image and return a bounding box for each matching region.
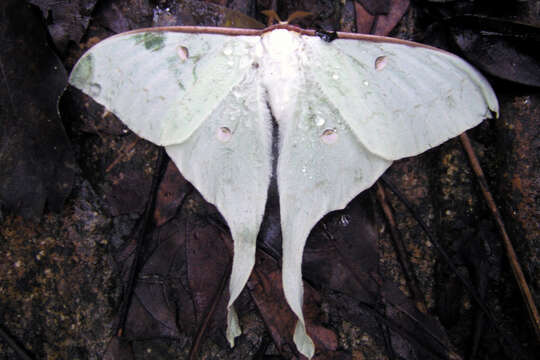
[116,149,168,336]
[106,137,140,173]
[380,177,528,357]
[0,325,33,360]
[358,302,453,360]
[459,132,540,341]
[375,183,427,313]
[188,261,232,360]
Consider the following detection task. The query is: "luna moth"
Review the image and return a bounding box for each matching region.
[68,24,498,358]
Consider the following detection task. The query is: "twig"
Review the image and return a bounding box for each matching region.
[106,137,140,173]
[116,148,168,336]
[358,302,452,360]
[0,325,33,360]
[380,176,529,358]
[320,217,456,357]
[377,308,398,360]
[375,182,427,313]
[188,260,232,360]
[459,132,540,341]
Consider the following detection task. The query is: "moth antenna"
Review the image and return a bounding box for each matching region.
[285,11,313,24]
[261,10,282,25]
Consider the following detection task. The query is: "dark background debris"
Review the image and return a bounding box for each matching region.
[0,0,75,219]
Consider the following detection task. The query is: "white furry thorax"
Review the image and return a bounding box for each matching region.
[259,29,306,123]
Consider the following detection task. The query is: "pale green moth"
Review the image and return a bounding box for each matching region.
[69,24,498,358]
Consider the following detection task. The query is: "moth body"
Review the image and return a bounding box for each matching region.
[260,29,304,123]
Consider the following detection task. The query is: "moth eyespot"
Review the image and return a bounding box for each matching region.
[252,62,259,68]
[320,128,338,144]
[217,127,232,142]
[375,56,387,71]
[177,45,189,61]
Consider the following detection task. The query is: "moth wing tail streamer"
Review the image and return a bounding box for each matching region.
[69,30,273,346]
[279,33,498,358]
[166,72,273,345]
[304,36,498,161]
[276,78,392,359]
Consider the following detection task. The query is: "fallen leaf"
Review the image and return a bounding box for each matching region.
[0,0,75,218]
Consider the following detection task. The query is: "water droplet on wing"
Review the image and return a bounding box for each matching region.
[375,56,387,71]
[217,127,232,142]
[315,117,325,126]
[89,83,101,96]
[321,128,338,144]
[177,45,189,61]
